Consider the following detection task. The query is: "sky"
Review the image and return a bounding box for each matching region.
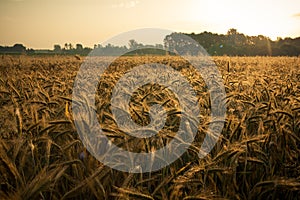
[0,0,300,49]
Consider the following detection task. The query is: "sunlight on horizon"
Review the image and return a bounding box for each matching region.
[0,0,299,49]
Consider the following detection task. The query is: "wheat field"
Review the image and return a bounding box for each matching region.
[0,55,299,199]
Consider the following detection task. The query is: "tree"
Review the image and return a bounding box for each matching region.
[227,28,238,35]
[68,43,73,50]
[128,39,138,49]
[155,44,164,49]
[76,44,83,51]
[12,44,26,52]
[54,44,61,52]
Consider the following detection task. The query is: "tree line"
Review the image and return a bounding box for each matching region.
[179,29,300,56]
[0,29,299,56]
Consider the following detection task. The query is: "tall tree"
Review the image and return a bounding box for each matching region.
[76,44,83,51]
[54,44,61,52]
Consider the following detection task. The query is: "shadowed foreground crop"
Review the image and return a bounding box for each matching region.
[0,55,299,199]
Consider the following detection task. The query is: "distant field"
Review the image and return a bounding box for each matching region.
[0,55,299,199]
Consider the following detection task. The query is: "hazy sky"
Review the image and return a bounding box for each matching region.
[1,0,300,49]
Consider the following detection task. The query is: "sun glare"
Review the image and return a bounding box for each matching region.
[186,0,299,40]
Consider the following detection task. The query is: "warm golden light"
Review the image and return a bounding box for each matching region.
[0,0,299,48]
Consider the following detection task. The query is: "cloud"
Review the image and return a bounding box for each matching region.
[292,13,300,17]
[112,0,139,8]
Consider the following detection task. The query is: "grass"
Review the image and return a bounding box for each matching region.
[0,55,299,199]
